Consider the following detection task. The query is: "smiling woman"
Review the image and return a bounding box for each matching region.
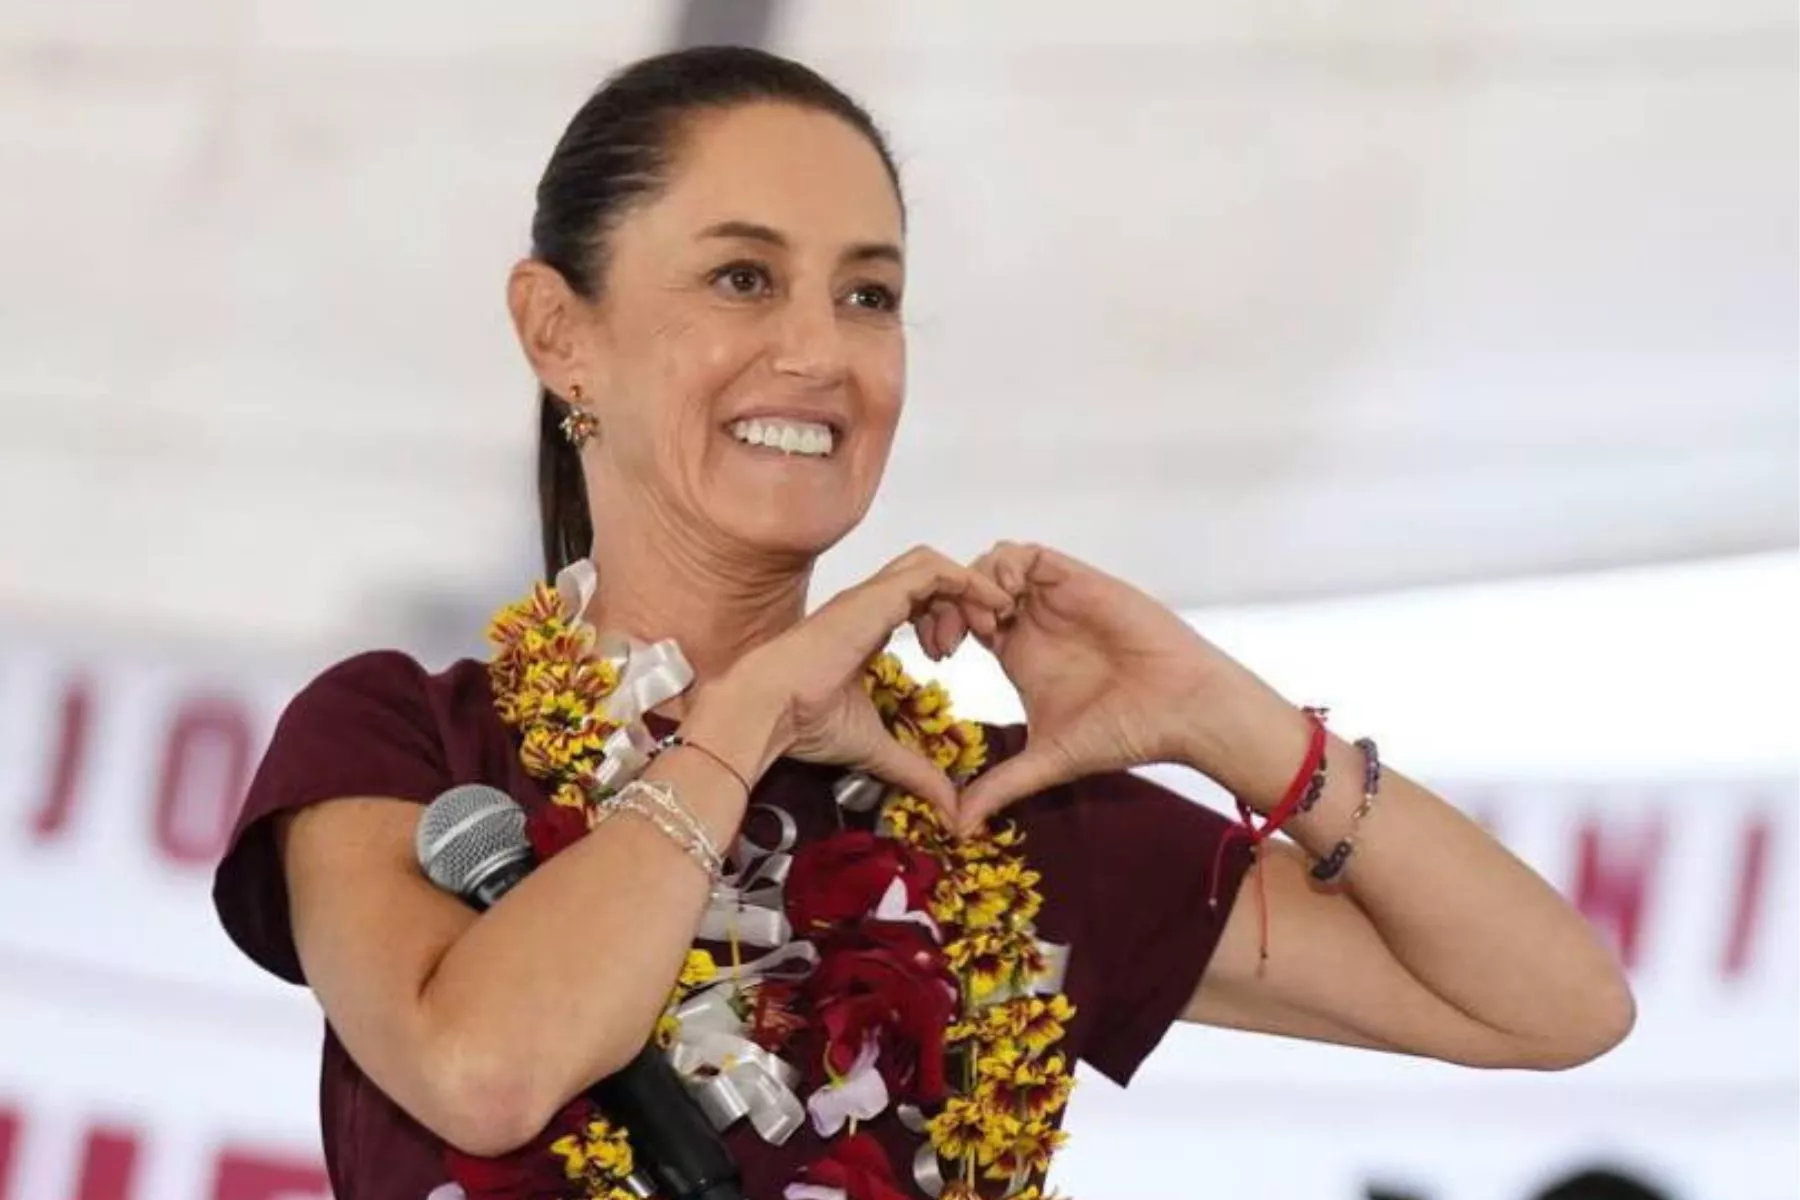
[210,45,1633,1200]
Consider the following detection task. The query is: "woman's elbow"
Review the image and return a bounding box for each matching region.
[1511,976,1638,1071]
[426,1038,608,1157]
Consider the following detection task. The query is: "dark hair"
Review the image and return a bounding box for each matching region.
[1535,1168,1673,1200]
[531,45,903,579]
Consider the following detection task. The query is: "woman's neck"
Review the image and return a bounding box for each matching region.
[581,519,812,717]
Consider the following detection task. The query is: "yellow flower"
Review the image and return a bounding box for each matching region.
[978,1052,1074,1121]
[979,1000,1031,1042]
[953,860,1043,931]
[929,876,968,926]
[945,719,989,779]
[949,928,1043,1002]
[947,932,1011,1001]
[550,1117,634,1183]
[677,949,717,990]
[1018,995,1076,1057]
[973,1041,1024,1078]
[926,1096,1018,1166]
[983,1120,1067,1182]
[903,680,954,735]
[550,781,588,810]
[883,795,952,855]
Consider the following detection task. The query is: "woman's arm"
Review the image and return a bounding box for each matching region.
[281,547,1011,1155]
[939,541,1633,1071]
[281,684,772,1156]
[1184,708,1635,1069]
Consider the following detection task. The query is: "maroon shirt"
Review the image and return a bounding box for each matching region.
[213,650,1252,1200]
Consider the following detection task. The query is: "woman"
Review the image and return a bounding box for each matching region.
[213,46,1633,1200]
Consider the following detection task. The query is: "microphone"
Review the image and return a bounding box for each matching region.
[416,784,746,1200]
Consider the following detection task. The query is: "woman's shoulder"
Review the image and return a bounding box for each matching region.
[273,649,505,755]
[292,648,493,711]
[214,650,513,985]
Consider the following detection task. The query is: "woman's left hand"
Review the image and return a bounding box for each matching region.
[941,542,1300,834]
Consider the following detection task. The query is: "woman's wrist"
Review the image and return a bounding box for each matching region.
[679,672,789,787]
[1184,686,1315,813]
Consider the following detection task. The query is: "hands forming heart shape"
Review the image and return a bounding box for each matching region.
[721,542,1301,835]
[920,542,1297,833]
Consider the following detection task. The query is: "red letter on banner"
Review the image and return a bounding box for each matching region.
[0,1107,18,1200]
[210,1149,330,1200]
[152,698,254,867]
[27,676,92,843]
[72,1126,140,1200]
[1571,814,1665,971]
[1722,813,1772,980]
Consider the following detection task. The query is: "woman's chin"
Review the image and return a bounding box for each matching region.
[717,510,860,562]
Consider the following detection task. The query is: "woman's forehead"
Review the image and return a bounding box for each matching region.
[642,102,905,253]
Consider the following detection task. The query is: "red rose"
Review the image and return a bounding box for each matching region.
[785,1132,911,1200]
[526,803,588,861]
[444,1097,592,1200]
[785,830,941,936]
[805,920,956,1104]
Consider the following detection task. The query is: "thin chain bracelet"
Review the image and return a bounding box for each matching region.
[597,780,725,882]
[1309,737,1383,884]
[627,778,727,873]
[601,791,721,882]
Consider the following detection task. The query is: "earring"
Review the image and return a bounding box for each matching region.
[559,383,598,448]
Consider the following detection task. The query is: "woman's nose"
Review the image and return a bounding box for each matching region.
[769,293,850,384]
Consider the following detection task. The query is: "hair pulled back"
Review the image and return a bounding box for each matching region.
[530,46,901,578]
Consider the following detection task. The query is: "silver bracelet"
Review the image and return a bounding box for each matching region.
[597,779,725,881]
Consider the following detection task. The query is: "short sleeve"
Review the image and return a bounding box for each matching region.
[212,650,452,985]
[1073,768,1255,1086]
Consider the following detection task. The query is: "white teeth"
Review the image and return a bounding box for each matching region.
[729,418,836,457]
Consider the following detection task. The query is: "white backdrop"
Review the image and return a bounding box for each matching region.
[0,0,1793,654]
[2,554,1794,1200]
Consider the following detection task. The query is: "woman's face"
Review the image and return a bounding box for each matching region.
[575,101,907,563]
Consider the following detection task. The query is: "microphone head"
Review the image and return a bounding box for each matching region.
[415,784,531,898]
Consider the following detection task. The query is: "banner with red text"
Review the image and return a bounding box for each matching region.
[1,616,1794,1200]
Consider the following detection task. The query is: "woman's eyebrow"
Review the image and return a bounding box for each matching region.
[698,220,902,266]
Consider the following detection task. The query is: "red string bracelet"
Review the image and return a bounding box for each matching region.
[1208,706,1330,965]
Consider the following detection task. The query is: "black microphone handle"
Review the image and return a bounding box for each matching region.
[458,855,745,1200]
[590,1047,745,1200]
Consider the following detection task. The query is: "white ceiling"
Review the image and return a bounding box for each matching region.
[1,0,1794,657]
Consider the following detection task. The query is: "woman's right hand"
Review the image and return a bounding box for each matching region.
[686,546,1016,818]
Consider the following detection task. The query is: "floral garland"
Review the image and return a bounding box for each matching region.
[463,577,1076,1200]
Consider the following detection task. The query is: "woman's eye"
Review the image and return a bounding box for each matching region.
[846,283,899,313]
[710,262,772,298]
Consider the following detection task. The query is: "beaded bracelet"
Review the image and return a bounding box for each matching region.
[1308,737,1383,884]
[596,779,725,882]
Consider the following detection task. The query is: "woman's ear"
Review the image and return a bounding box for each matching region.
[507,259,592,398]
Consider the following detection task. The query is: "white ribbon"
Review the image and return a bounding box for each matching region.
[606,638,694,726]
[551,560,695,789]
[697,806,799,948]
[665,981,809,1145]
[555,558,599,616]
[591,721,658,794]
[831,771,888,814]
